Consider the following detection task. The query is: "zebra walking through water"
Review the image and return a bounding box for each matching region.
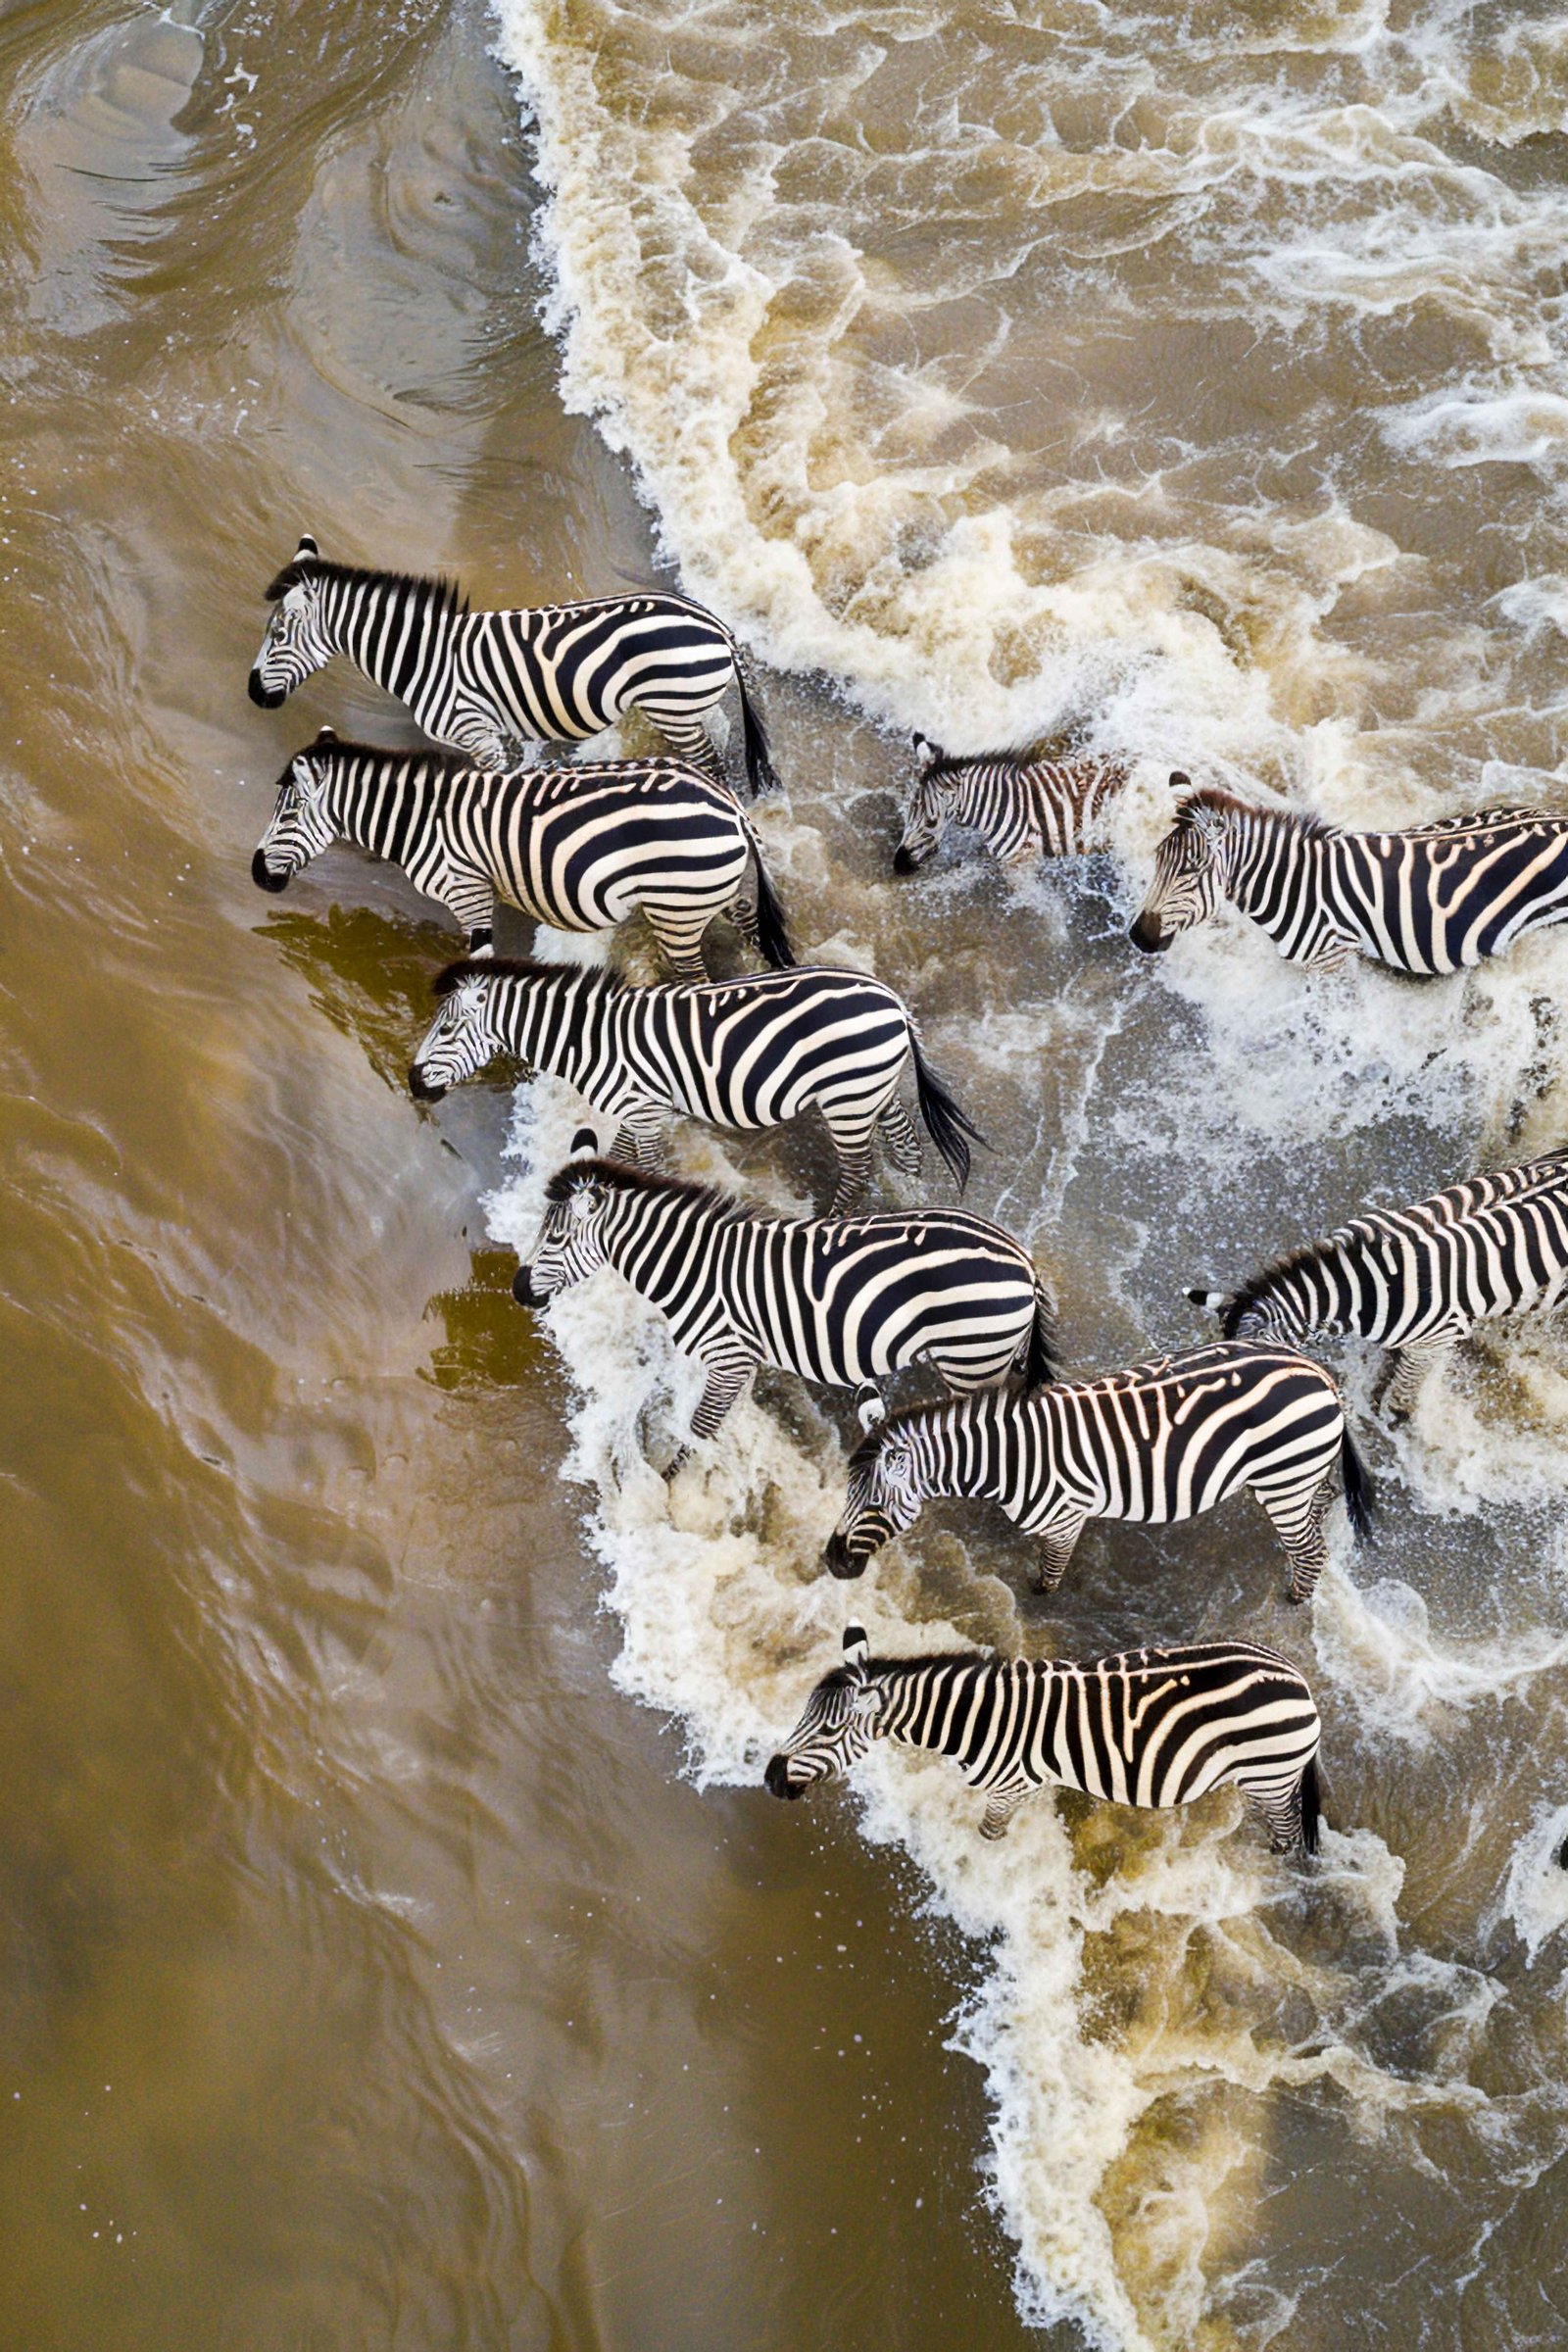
[512,1157,1055,1460]
[1189,1145,1568,1415]
[249,728,793,971]
[247,535,779,796]
[1131,779,1568,973]
[765,1625,1322,1853]
[894,734,1131,874]
[407,958,984,1213]
[822,1341,1372,1601]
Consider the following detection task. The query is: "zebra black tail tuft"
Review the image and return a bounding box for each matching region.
[736,666,781,799]
[1341,1425,1375,1544]
[909,1035,986,1195]
[1298,1756,1322,1856]
[747,835,795,969]
[1022,1277,1057,1391]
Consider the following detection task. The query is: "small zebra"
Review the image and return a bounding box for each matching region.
[765,1624,1322,1853]
[408,958,984,1213]
[250,727,792,973]
[248,535,778,796]
[1132,777,1568,974]
[896,734,1130,874]
[1190,1146,1568,1416]
[513,1156,1055,1457]
[822,1341,1372,1602]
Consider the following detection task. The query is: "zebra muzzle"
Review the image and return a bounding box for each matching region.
[763,1754,805,1800]
[251,849,290,894]
[512,1265,537,1308]
[892,845,925,875]
[1128,912,1169,954]
[247,670,286,710]
[820,1530,866,1580]
[407,1065,447,1103]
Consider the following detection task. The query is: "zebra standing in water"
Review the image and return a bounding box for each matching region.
[822,1341,1372,1602]
[249,728,792,972]
[513,1157,1055,1457]
[1190,1145,1568,1415]
[765,1625,1322,1853]
[248,535,778,796]
[407,958,983,1213]
[895,734,1131,873]
[1131,778,1568,973]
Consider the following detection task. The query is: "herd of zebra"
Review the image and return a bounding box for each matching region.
[246,536,1568,1867]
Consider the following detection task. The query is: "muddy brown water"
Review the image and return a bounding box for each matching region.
[8,3,1568,2348]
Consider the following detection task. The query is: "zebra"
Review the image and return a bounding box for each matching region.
[1189,1145,1568,1416]
[249,726,792,973]
[1131,777,1568,974]
[247,534,779,796]
[407,958,984,1214]
[821,1340,1372,1603]
[764,1624,1322,1853]
[512,1156,1055,1459]
[895,734,1130,874]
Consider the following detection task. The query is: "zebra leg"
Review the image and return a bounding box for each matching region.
[731,894,760,950]
[607,1103,669,1168]
[644,906,715,984]
[854,1380,887,1431]
[878,1099,924,1177]
[979,1780,1032,1840]
[649,709,722,779]
[441,868,498,957]
[1246,1780,1305,1855]
[688,1355,759,1445]
[824,1123,878,1215]
[443,711,514,770]
[1383,1335,1458,1419]
[1252,1482,1328,1603]
[1030,1509,1087,1594]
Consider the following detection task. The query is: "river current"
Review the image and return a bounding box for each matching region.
[5,2,1568,2346]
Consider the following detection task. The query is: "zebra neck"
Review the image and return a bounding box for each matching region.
[323,575,458,694]
[1225,808,1329,929]
[318,754,428,857]
[493,972,608,1072]
[599,1190,736,1305]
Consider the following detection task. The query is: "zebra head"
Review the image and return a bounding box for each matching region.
[249,535,333,708]
[251,729,341,893]
[894,736,960,873]
[408,966,509,1102]
[513,1165,612,1308]
[1130,777,1229,952]
[763,1626,884,1800]
[821,1420,929,1578]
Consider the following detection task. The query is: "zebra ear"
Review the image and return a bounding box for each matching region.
[913,732,941,770]
[843,1625,870,1671]
[569,1126,599,1158]
[1169,770,1192,791]
[296,533,320,560]
[314,725,338,744]
[1187,1287,1230,1313]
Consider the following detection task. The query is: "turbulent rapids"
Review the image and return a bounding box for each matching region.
[474,1,1568,2343]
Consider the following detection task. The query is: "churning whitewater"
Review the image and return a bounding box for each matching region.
[485,3,1568,2342]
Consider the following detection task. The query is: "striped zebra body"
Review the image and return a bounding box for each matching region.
[1193,1147,1568,1414]
[1132,781,1568,973]
[250,729,791,973]
[408,958,983,1213]
[897,734,1130,872]
[248,536,778,795]
[514,1157,1054,1456]
[765,1625,1321,1852]
[823,1340,1370,1601]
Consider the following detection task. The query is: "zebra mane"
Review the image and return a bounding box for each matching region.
[283,735,477,781]
[846,1392,975,1470]
[542,1155,744,1220]
[918,735,1074,780]
[1175,784,1330,839]
[1217,1229,1362,1334]
[264,554,471,623]
[431,956,628,1001]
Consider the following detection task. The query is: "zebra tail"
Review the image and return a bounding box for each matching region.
[1022,1276,1057,1390]
[1341,1424,1375,1544]
[746,829,796,969]
[734,662,781,799]
[909,1034,986,1195]
[1298,1756,1322,1857]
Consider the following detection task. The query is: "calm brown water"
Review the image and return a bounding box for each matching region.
[8,1,1568,2347]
